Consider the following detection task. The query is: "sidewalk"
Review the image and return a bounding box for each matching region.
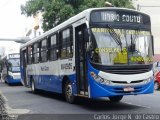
[0,90,30,120]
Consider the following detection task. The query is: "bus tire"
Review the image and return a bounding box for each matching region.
[4,77,7,83]
[31,79,37,93]
[109,96,123,102]
[64,81,75,104]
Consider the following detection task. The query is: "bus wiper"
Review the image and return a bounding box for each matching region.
[107,25,123,52]
[129,28,140,53]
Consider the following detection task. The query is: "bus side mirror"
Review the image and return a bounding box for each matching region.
[84,28,90,42]
[151,35,154,55]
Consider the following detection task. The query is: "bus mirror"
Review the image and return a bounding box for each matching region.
[151,35,154,55]
[84,28,90,42]
[86,43,94,52]
[128,44,135,52]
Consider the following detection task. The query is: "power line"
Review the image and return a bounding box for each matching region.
[0,37,30,43]
[137,4,160,11]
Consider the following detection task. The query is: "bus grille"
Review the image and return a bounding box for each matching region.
[111,80,144,84]
[106,69,150,74]
[91,63,152,75]
[112,87,143,94]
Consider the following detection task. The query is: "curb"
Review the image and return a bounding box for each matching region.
[0,91,30,120]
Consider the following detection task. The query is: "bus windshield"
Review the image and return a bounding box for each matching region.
[90,28,153,65]
[11,67,20,72]
[8,59,20,67]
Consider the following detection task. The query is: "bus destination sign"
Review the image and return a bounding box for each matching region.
[9,54,20,59]
[91,10,145,24]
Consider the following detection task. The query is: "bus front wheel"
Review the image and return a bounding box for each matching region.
[109,96,123,102]
[64,81,75,104]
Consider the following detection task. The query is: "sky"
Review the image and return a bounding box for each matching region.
[0,0,29,38]
[0,0,31,55]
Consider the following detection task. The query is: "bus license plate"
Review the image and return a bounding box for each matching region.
[124,87,134,92]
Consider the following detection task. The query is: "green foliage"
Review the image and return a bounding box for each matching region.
[21,0,134,31]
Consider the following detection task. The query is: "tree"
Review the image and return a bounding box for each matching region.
[21,0,134,31]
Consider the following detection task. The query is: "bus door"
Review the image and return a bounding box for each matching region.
[21,49,27,86]
[75,24,88,96]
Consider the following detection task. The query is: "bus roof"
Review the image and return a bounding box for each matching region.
[20,7,149,49]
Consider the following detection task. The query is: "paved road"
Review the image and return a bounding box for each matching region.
[0,82,160,116]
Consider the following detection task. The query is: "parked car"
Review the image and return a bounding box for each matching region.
[154,71,160,90]
[154,62,160,90]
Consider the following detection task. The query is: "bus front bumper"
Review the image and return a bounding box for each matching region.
[89,79,154,98]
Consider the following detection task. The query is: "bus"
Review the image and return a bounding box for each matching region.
[1,53,21,84]
[20,7,154,103]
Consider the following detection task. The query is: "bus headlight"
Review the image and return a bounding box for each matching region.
[143,78,151,84]
[90,72,111,85]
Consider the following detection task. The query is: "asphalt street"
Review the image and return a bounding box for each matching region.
[0,82,160,119]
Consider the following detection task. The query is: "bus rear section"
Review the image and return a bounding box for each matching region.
[20,8,154,103]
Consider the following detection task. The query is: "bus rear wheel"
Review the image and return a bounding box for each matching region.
[31,80,37,93]
[64,81,75,104]
[109,96,123,102]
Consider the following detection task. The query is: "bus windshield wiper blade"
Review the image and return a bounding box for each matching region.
[130,28,140,53]
[107,25,122,51]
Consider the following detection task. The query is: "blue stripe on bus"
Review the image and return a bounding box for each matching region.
[27,74,77,94]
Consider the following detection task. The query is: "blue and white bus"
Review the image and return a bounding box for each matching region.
[20,8,154,103]
[1,53,21,84]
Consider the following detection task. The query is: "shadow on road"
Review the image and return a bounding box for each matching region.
[27,90,144,112]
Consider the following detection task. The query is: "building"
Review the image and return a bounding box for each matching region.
[25,11,43,39]
[133,0,160,61]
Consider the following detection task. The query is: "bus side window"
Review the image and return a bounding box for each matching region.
[41,39,48,62]
[60,27,73,59]
[49,34,58,61]
[33,42,40,63]
[27,45,33,64]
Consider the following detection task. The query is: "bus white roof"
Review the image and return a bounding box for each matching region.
[20,7,149,49]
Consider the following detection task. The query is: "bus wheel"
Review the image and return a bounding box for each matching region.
[31,80,37,93]
[4,77,7,83]
[64,81,75,104]
[109,96,123,102]
[154,82,159,90]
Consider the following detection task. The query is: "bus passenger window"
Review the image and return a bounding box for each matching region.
[49,35,58,61]
[27,46,33,64]
[33,43,39,63]
[41,39,48,62]
[60,28,73,59]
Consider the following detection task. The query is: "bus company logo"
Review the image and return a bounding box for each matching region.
[61,63,72,70]
[41,66,49,71]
